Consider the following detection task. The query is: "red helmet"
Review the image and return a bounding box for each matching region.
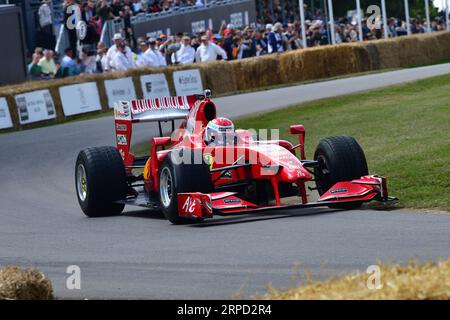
[204,117,235,146]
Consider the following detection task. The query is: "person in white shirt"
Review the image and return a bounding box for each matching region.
[105,33,134,71]
[110,42,135,71]
[144,38,167,67]
[135,40,151,68]
[96,42,108,72]
[195,35,227,62]
[171,36,195,65]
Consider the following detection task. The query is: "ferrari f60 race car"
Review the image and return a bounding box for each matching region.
[75,90,396,224]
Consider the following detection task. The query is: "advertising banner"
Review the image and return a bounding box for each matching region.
[59,82,102,116]
[173,69,203,96]
[14,90,56,125]
[104,77,136,109]
[140,73,171,99]
[0,97,13,129]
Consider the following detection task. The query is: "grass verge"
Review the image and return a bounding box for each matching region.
[258,257,450,300]
[233,73,450,211]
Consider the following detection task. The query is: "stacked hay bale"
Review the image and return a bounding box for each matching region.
[364,31,450,69]
[279,44,371,83]
[0,266,54,300]
[231,54,282,91]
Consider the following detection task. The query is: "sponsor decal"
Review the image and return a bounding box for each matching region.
[330,188,348,194]
[115,101,131,119]
[203,153,214,170]
[116,134,127,146]
[182,196,196,213]
[222,170,232,178]
[224,199,241,204]
[116,123,127,132]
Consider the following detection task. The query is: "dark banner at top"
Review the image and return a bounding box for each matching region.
[131,0,257,38]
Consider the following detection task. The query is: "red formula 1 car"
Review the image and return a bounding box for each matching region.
[75,91,396,224]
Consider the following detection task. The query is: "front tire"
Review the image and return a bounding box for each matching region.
[314,135,368,209]
[75,146,127,217]
[159,149,213,224]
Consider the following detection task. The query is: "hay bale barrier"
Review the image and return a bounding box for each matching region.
[0,266,54,300]
[366,31,450,69]
[231,53,282,91]
[261,257,450,300]
[1,31,449,132]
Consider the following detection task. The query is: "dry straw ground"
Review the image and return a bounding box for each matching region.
[0,266,54,300]
[2,258,448,299]
[260,257,450,300]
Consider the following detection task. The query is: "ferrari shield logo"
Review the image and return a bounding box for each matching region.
[204,153,214,170]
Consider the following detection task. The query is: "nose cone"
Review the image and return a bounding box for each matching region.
[279,166,312,182]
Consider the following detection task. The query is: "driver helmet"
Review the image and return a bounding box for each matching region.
[204,117,235,146]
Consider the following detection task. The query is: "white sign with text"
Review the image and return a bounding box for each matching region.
[0,97,13,129]
[104,77,136,109]
[59,82,102,116]
[173,69,203,96]
[140,73,171,99]
[15,90,56,125]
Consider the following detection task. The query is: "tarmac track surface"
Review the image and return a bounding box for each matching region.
[0,64,449,298]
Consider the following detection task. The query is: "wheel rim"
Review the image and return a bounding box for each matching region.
[160,167,173,208]
[76,164,88,202]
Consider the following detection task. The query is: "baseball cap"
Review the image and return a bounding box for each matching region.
[113,33,123,41]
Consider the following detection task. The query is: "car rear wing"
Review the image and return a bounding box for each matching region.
[114,95,201,166]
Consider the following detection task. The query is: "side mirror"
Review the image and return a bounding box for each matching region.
[289,125,305,135]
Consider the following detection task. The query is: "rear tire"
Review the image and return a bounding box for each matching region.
[159,149,213,224]
[75,146,127,217]
[314,136,368,209]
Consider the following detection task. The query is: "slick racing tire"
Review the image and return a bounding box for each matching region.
[75,146,127,217]
[314,136,368,210]
[159,149,213,225]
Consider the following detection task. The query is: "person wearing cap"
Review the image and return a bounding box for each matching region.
[195,35,227,62]
[105,33,134,71]
[267,22,285,53]
[145,38,167,67]
[171,36,195,65]
[110,41,135,71]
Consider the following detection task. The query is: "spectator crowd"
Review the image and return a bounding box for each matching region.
[29,0,450,80]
